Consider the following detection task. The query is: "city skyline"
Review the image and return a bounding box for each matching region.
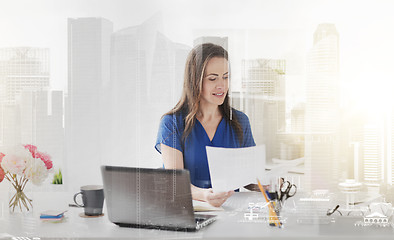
[1,1,394,189]
[1,19,393,188]
[1,0,394,118]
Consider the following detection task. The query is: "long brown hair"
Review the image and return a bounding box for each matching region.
[164,43,243,145]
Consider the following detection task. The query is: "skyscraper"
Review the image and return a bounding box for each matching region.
[106,16,189,168]
[0,47,50,146]
[67,16,189,188]
[304,23,340,190]
[342,108,365,181]
[291,103,305,133]
[20,90,64,168]
[0,47,50,104]
[67,18,113,187]
[390,110,394,184]
[241,59,286,161]
[362,123,384,185]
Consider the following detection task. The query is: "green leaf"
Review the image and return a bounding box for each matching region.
[52,169,63,185]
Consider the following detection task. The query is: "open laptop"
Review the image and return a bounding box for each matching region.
[101,165,217,231]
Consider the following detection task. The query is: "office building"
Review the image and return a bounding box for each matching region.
[0,55,6,145]
[291,103,305,133]
[362,124,384,185]
[342,108,365,181]
[107,16,189,168]
[67,18,113,187]
[0,47,50,104]
[304,23,340,190]
[20,90,64,168]
[67,17,189,187]
[241,59,286,162]
[0,47,50,146]
[391,110,394,184]
[0,105,19,146]
[0,61,6,104]
[276,133,304,161]
[272,103,307,161]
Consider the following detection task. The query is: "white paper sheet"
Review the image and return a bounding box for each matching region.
[206,145,266,192]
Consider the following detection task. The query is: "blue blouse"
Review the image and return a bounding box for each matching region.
[155,109,255,189]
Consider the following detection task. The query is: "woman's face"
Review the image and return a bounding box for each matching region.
[200,57,229,107]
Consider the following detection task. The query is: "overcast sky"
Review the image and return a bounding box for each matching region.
[1,0,394,112]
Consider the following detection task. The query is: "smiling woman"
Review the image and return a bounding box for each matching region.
[154,43,256,207]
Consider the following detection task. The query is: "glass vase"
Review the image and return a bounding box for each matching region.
[8,175,33,213]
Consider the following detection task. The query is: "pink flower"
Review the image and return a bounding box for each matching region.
[0,153,4,183]
[0,147,31,175]
[23,145,52,170]
[24,144,38,158]
[24,158,48,185]
[36,152,53,170]
[0,167,4,183]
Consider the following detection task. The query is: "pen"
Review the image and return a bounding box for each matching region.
[265,190,271,200]
[268,179,278,200]
[257,178,281,227]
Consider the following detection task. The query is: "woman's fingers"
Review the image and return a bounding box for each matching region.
[208,197,226,207]
[209,191,228,200]
[206,190,233,207]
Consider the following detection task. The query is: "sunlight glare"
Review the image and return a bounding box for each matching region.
[347,72,394,116]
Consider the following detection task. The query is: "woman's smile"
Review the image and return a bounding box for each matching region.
[213,92,225,97]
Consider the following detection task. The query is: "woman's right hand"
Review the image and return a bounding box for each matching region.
[161,145,234,207]
[191,185,234,207]
[203,188,234,207]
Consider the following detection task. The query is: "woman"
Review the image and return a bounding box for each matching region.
[155,43,256,207]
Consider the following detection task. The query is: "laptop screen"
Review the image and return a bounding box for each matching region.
[101,166,197,229]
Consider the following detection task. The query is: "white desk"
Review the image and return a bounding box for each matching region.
[1,192,394,239]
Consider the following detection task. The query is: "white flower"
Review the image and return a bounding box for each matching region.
[24,158,48,185]
[0,146,32,175]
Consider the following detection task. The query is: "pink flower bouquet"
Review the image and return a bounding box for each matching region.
[0,144,53,212]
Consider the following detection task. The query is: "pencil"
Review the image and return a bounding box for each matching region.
[257,178,282,227]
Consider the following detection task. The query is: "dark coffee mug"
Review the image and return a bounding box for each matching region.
[73,185,104,216]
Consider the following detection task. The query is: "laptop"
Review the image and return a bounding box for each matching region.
[101,165,217,231]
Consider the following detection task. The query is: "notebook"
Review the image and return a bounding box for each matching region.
[101,165,217,231]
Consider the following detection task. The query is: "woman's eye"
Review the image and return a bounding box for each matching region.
[223,76,229,80]
[208,78,216,81]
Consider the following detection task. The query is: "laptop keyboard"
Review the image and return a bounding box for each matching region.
[195,215,217,230]
[195,217,206,223]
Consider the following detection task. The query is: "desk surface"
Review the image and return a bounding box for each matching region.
[1,191,393,239]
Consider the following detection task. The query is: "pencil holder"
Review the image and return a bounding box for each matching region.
[268,200,282,227]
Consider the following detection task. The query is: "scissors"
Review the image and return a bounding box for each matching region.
[279,180,297,203]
